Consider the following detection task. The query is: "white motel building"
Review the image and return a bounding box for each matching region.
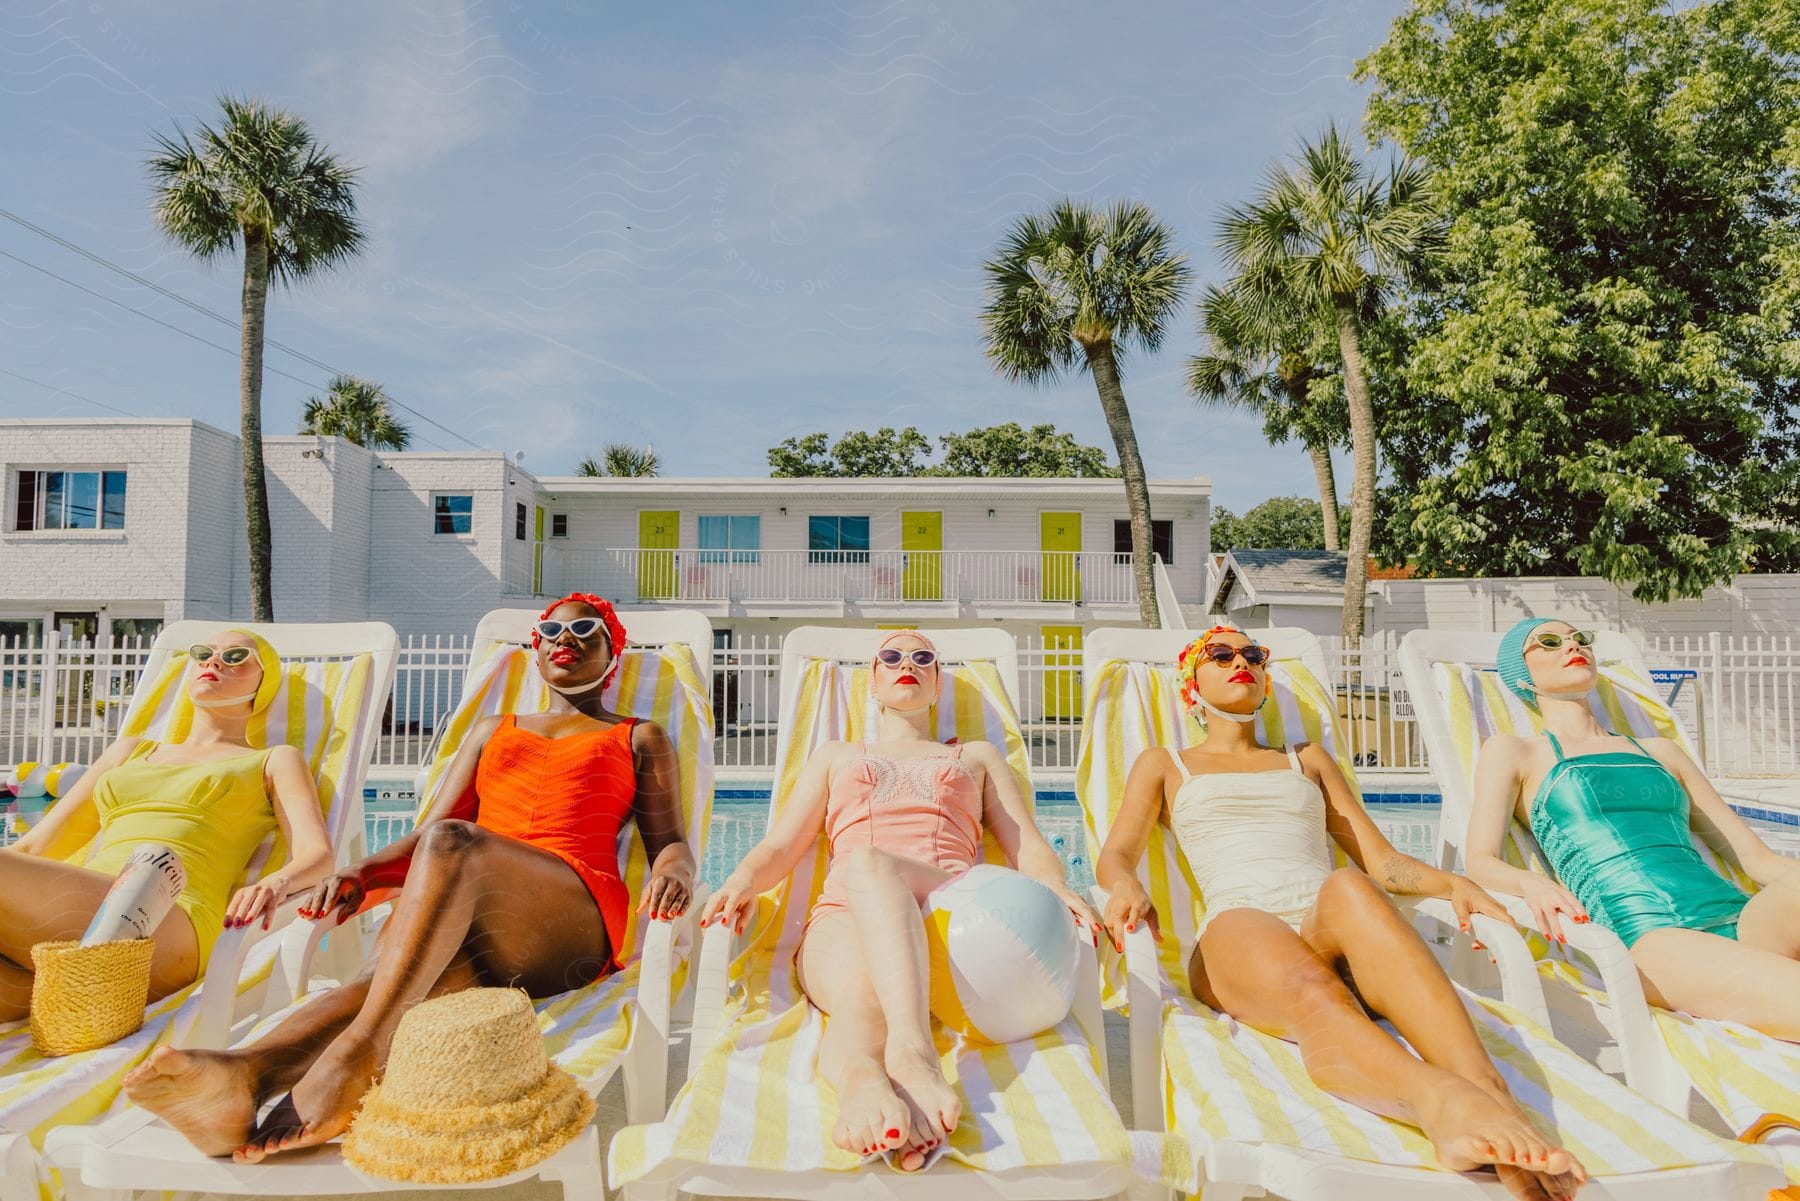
[0,420,1216,669]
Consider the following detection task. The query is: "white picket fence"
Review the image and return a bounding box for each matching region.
[2,632,1795,780]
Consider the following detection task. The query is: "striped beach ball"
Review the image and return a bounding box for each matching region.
[924,864,1081,1044]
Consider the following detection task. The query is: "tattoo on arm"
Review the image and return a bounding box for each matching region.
[1383,857,1425,893]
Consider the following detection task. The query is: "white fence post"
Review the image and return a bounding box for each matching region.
[35,630,59,765]
[1706,630,1724,777]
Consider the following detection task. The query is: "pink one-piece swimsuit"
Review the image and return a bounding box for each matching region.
[807,743,984,927]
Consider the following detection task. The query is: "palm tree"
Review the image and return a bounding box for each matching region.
[1218,124,1441,641]
[1188,282,1343,550]
[149,97,363,621]
[982,200,1192,627]
[299,374,410,450]
[577,443,659,477]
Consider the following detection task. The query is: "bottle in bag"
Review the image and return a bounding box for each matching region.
[80,844,185,945]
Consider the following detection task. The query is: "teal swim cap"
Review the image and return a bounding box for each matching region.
[1497,618,1556,707]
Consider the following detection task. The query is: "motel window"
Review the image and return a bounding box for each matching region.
[1113,519,1174,565]
[551,513,568,538]
[433,494,473,536]
[698,515,761,564]
[514,501,527,541]
[808,515,870,564]
[13,470,127,531]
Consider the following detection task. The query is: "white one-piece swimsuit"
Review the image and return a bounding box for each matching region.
[1166,747,1336,938]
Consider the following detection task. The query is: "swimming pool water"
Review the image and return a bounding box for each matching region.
[356,797,1443,893]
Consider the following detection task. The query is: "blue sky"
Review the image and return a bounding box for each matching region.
[0,0,1408,512]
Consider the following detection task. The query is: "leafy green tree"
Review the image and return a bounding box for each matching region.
[982,200,1192,626]
[1218,125,1442,641]
[149,97,363,621]
[578,443,660,477]
[298,375,409,450]
[1188,283,1345,549]
[768,427,931,476]
[1213,496,1333,550]
[934,422,1117,477]
[768,423,1116,477]
[1359,0,1800,598]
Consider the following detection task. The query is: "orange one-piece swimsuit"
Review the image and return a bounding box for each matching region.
[474,713,638,974]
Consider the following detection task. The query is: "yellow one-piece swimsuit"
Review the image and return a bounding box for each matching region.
[83,740,279,970]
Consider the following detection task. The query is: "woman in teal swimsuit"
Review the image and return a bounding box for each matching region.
[1467,618,1800,1041]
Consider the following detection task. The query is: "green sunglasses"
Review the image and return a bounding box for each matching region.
[1528,629,1596,651]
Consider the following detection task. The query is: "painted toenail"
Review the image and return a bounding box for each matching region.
[886,1127,900,1139]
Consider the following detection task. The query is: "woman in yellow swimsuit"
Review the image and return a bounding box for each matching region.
[0,630,333,1021]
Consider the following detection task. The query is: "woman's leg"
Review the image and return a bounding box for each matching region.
[1734,870,1800,959]
[124,948,480,1155]
[831,844,960,1162]
[798,912,913,1163]
[1632,925,1800,1039]
[1298,869,1582,1195]
[239,820,612,1160]
[0,851,200,1020]
[123,923,480,1156]
[1193,906,1576,1201]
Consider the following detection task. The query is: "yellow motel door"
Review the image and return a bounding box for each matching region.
[638,510,679,600]
[1040,512,1081,602]
[532,505,545,594]
[1042,625,1084,721]
[901,511,942,601]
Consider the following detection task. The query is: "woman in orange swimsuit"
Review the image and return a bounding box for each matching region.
[703,631,1096,1172]
[125,594,695,1163]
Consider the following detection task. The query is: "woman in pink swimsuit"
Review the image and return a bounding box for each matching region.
[702,631,1094,1172]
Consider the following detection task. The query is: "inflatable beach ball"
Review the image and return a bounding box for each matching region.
[924,864,1082,1044]
[4,762,84,799]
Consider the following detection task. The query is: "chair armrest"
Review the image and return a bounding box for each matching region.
[1409,896,1551,1028]
[1479,893,1688,1107]
[176,902,301,1049]
[1093,885,1165,1133]
[686,914,739,1082]
[685,890,782,1083]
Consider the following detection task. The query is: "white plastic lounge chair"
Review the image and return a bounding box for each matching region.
[0,620,398,1201]
[1079,625,1782,1201]
[44,608,714,1201]
[1401,627,1800,1159]
[608,626,1153,1201]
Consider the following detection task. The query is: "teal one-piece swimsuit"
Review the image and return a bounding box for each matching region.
[1528,731,1749,948]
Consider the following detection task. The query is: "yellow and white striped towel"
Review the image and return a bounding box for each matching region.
[1433,657,1800,1150]
[609,653,1142,1189]
[1077,648,1776,1193]
[0,647,380,1198]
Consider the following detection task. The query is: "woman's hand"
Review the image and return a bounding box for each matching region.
[1101,877,1161,952]
[1445,875,1513,945]
[700,871,757,936]
[224,875,288,931]
[297,871,366,926]
[1520,875,1587,945]
[1049,883,1101,949]
[639,866,693,921]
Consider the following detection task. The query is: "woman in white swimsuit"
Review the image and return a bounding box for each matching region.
[1095,626,1584,1201]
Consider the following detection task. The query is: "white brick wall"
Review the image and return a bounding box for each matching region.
[0,420,236,623]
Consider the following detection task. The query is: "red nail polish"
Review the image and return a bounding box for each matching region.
[886,1128,900,1139]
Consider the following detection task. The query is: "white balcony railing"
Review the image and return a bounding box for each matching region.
[541,547,1150,608]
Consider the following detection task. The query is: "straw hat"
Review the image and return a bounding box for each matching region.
[342,988,594,1183]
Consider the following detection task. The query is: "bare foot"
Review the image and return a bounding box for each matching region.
[123,1046,258,1158]
[828,1059,909,1160]
[885,1040,958,1171]
[1466,1075,1586,1198]
[235,1039,378,1163]
[1415,1077,1541,1171]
